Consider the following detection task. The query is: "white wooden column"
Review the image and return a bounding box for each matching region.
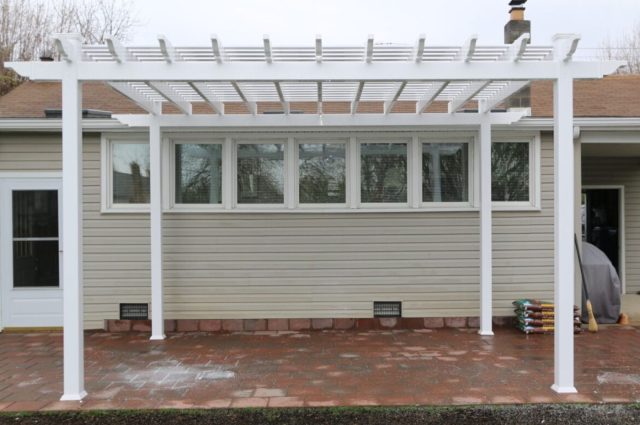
[149,111,165,340]
[60,35,87,402]
[478,116,493,336]
[551,74,577,394]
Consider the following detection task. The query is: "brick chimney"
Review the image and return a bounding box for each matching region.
[504,0,531,109]
[504,0,531,44]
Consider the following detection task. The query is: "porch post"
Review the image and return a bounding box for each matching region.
[478,115,493,336]
[150,110,165,340]
[551,73,577,393]
[60,35,87,401]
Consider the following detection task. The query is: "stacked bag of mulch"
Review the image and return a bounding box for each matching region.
[513,299,582,334]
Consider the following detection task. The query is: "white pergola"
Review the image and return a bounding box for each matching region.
[7,33,623,401]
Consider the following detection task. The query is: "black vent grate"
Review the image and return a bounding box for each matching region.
[120,303,148,320]
[374,301,402,318]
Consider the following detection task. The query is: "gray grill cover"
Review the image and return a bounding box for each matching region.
[580,241,622,324]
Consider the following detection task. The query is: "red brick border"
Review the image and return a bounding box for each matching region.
[104,316,513,333]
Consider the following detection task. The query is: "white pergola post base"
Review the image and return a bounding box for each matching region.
[60,35,86,402]
[478,115,494,337]
[551,73,578,394]
[149,111,165,341]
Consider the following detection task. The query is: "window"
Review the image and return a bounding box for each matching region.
[237,143,285,204]
[492,141,530,202]
[298,142,346,204]
[422,143,469,203]
[111,142,150,205]
[360,142,407,204]
[103,132,540,213]
[175,143,222,204]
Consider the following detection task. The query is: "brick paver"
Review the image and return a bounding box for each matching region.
[0,326,640,411]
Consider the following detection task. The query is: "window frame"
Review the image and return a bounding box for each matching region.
[168,136,226,211]
[294,138,350,209]
[232,138,289,210]
[101,131,541,214]
[419,136,475,209]
[101,134,151,213]
[491,134,541,211]
[356,138,413,209]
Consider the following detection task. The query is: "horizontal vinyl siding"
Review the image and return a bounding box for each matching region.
[83,136,150,329]
[0,132,556,328]
[582,156,640,294]
[0,133,62,170]
[161,133,555,321]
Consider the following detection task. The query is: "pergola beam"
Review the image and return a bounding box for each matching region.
[147,82,192,115]
[105,36,127,63]
[366,35,374,63]
[263,35,272,63]
[415,34,425,63]
[114,110,528,127]
[7,60,623,82]
[417,81,447,113]
[384,81,407,115]
[231,81,256,115]
[188,82,223,115]
[274,81,289,114]
[351,81,365,115]
[457,34,478,62]
[158,35,177,63]
[315,35,322,62]
[108,82,157,114]
[448,81,491,113]
[211,34,224,63]
[480,81,530,113]
[505,33,530,62]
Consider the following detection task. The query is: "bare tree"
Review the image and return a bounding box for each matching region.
[0,0,138,95]
[600,22,640,74]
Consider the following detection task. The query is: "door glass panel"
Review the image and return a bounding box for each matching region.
[12,190,60,288]
[13,241,59,288]
[13,191,58,237]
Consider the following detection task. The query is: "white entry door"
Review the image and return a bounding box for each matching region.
[0,179,63,328]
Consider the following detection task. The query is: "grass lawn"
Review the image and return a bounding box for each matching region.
[2,405,640,425]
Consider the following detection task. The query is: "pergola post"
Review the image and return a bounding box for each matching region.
[478,115,493,336]
[551,73,577,394]
[59,34,87,401]
[150,110,165,340]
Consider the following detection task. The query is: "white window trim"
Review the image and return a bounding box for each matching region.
[491,133,541,211]
[294,138,350,209]
[101,130,541,214]
[233,138,289,210]
[101,133,150,213]
[167,135,225,211]
[357,138,413,209]
[419,136,475,209]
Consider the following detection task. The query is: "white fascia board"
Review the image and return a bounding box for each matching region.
[0,118,132,132]
[114,111,527,128]
[511,117,640,131]
[6,60,627,82]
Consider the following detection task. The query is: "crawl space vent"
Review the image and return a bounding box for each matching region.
[120,303,148,320]
[373,301,402,318]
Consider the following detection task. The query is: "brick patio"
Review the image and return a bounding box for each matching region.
[0,326,639,411]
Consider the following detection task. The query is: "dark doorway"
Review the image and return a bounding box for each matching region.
[582,188,621,275]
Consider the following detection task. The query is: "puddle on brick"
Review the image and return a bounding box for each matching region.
[597,372,640,385]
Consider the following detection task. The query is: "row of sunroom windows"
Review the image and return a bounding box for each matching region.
[105,136,534,211]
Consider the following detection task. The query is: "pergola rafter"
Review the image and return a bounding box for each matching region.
[5,31,625,403]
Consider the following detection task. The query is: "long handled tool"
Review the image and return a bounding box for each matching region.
[575,234,598,332]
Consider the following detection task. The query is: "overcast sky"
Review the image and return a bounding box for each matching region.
[128,0,640,53]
